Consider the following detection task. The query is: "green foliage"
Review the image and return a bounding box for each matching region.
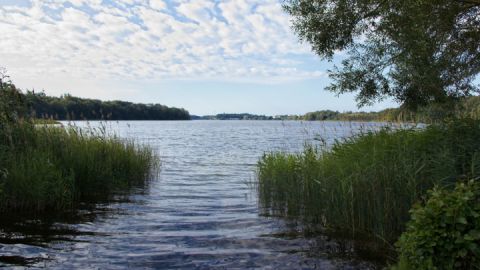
[304,110,339,121]
[302,109,394,121]
[284,0,480,108]
[301,96,480,123]
[25,91,190,120]
[2,149,75,211]
[274,114,302,120]
[0,72,28,152]
[32,118,61,125]
[0,122,158,213]
[0,82,26,124]
[394,180,480,270]
[0,73,159,213]
[460,96,480,120]
[257,119,480,253]
[195,113,274,120]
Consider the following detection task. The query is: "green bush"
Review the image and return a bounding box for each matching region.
[394,180,480,270]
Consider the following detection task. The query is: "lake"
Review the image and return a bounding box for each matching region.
[0,120,392,269]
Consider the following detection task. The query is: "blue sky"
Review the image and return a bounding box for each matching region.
[0,0,397,115]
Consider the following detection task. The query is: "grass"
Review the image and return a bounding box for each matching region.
[0,121,158,213]
[257,118,480,256]
[32,118,61,125]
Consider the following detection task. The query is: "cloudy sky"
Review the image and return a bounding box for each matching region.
[0,0,396,115]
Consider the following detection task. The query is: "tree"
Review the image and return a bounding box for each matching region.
[0,69,26,124]
[284,0,480,109]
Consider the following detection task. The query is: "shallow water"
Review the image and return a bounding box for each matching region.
[0,120,392,269]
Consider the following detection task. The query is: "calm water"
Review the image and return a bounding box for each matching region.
[0,120,392,269]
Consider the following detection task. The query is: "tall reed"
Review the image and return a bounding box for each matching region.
[257,118,480,251]
[0,122,158,213]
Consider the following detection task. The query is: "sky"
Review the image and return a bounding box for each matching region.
[0,0,398,115]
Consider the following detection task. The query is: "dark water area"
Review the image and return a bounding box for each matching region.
[0,120,395,269]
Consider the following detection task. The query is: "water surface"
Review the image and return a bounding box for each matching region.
[0,120,391,269]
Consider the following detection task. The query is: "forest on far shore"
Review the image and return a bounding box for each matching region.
[25,91,190,120]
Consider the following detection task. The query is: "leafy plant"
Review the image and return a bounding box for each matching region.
[284,0,480,109]
[395,179,480,270]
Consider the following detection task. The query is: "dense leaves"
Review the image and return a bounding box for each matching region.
[0,73,27,126]
[0,73,29,152]
[284,0,480,108]
[395,180,480,269]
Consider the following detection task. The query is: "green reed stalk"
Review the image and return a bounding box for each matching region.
[257,118,480,253]
[0,122,158,213]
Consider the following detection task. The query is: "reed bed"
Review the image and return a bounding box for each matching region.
[0,122,158,213]
[257,118,480,252]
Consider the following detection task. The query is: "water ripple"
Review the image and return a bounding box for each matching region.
[0,120,389,269]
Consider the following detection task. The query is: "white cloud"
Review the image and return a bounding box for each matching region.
[149,0,166,10]
[0,0,320,84]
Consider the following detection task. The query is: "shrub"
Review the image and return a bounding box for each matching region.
[394,180,480,270]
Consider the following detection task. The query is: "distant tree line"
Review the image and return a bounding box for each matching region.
[189,97,480,123]
[25,91,190,120]
[192,113,274,120]
[302,96,480,123]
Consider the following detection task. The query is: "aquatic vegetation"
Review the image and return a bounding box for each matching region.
[0,122,158,212]
[32,118,61,125]
[0,77,158,213]
[257,119,480,254]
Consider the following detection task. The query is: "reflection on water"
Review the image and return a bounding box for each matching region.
[0,120,392,269]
